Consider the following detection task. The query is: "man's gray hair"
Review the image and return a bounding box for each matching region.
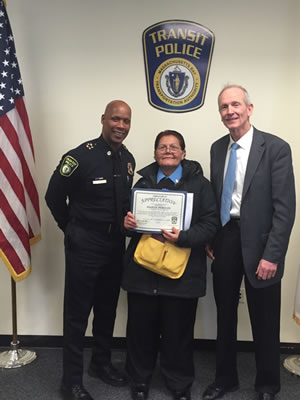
[218,84,251,107]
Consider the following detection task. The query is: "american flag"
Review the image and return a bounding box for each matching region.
[0,0,41,281]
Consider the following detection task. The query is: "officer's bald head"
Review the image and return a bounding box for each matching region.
[103,100,131,117]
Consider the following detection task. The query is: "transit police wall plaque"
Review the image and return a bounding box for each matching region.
[143,20,215,113]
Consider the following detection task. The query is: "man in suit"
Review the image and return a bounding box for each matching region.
[202,85,295,400]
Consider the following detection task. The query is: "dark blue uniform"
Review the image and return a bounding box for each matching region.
[45,135,135,387]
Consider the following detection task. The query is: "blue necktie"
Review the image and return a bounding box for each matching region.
[220,143,239,226]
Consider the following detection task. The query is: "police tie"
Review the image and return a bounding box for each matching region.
[220,142,239,226]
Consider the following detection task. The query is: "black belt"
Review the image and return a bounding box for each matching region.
[70,218,120,234]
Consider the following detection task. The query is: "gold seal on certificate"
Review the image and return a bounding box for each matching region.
[131,188,187,233]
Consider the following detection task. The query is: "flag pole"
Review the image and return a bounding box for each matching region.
[0,0,41,369]
[0,278,36,368]
[11,277,18,344]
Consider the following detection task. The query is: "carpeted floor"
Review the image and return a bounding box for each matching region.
[0,348,299,400]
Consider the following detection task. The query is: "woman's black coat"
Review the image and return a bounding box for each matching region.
[122,159,219,298]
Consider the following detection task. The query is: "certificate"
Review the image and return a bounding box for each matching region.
[131,188,187,233]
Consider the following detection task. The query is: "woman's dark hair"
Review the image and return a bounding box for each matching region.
[154,130,186,151]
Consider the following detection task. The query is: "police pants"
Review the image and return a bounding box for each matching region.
[62,221,124,386]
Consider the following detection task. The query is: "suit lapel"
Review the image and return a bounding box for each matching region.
[242,128,265,200]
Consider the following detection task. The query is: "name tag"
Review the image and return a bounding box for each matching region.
[93,178,107,185]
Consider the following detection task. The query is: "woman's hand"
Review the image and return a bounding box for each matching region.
[124,211,137,230]
[161,227,180,243]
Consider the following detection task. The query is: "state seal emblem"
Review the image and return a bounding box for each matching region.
[143,20,215,113]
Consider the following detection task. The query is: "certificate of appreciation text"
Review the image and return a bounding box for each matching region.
[131,188,187,233]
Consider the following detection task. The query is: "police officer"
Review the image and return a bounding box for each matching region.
[45,100,135,400]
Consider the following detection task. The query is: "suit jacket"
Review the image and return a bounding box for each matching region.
[210,127,296,288]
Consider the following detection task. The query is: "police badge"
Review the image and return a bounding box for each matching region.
[127,162,134,176]
[143,20,215,113]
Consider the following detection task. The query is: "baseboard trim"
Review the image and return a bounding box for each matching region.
[0,335,299,354]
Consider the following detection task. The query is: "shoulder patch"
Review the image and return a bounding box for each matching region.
[60,155,79,177]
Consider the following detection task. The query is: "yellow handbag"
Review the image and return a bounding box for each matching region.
[134,234,191,279]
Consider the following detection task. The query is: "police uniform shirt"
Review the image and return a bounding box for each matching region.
[45,135,135,231]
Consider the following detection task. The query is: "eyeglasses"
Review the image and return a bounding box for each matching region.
[156,145,181,153]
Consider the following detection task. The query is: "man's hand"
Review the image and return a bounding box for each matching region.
[256,259,278,280]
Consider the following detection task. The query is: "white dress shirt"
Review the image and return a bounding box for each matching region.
[223,126,253,218]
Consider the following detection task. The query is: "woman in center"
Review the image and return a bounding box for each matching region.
[122,130,219,400]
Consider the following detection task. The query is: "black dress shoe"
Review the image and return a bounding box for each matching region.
[131,383,149,400]
[202,383,239,400]
[88,362,128,386]
[258,393,275,400]
[172,389,191,400]
[61,384,94,400]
